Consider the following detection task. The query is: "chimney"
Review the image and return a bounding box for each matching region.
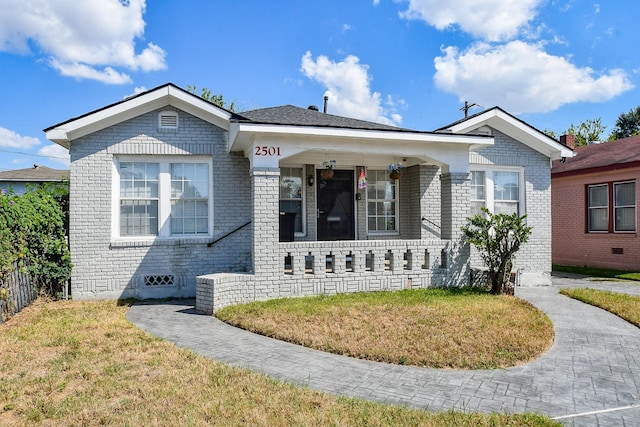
[559,134,575,150]
[323,95,328,113]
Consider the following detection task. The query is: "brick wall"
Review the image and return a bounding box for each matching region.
[552,167,640,270]
[69,107,252,299]
[470,129,553,285]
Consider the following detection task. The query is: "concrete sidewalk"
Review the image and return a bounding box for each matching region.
[126,276,640,427]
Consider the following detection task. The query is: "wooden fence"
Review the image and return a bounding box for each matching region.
[0,261,39,324]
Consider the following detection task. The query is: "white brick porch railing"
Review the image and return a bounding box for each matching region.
[196,238,471,314]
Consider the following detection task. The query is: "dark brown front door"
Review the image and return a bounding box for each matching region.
[316,169,354,240]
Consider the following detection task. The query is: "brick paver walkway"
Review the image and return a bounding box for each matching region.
[127,275,640,427]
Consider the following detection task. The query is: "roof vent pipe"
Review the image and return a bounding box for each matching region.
[323,96,328,113]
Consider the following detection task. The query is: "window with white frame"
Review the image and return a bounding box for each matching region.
[170,163,209,235]
[119,162,159,236]
[279,167,304,233]
[117,159,211,238]
[470,171,486,216]
[588,180,636,233]
[367,169,398,233]
[470,168,523,216]
[493,171,520,215]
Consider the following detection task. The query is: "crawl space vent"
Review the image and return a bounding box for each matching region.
[144,275,175,287]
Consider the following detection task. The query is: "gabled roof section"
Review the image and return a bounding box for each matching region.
[436,106,574,161]
[237,105,409,132]
[0,166,69,182]
[45,83,235,148]
[552,136,640,177]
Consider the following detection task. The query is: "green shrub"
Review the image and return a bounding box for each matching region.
[0,185,71,297]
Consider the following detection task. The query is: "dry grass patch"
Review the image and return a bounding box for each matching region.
[560,288,640,327]
[217,288,554,369]
[0,298,560,426]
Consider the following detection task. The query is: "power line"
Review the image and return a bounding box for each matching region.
[0,148,69,160]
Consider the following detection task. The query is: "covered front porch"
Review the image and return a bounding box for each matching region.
[196,112,493,314]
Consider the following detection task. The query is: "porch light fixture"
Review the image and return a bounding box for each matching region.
[307,175,314,186]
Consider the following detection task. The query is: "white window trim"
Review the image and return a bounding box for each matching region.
[112,156,214,242]
[470,166,525,216]
[279,165,307,236]
[366,169,400,235]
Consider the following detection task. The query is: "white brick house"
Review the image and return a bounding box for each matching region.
[45,83,572,311]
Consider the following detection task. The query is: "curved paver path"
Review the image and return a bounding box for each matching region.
[127,276,640,427]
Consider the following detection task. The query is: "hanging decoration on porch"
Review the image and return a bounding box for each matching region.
[321,160,336,179]
[388,161,404,180]
[358,167,367,189]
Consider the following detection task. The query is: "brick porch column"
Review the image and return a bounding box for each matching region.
[440,172,471,240]
[440,172,471,286]
[251,167,280,276]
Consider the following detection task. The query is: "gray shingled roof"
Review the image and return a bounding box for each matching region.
[0,166,69,182]
[236,105,416,132]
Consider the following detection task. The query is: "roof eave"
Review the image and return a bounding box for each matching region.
[45,84,232,146]
[446,108,575,161]
[229,122,493,152]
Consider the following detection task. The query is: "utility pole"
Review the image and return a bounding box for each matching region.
[461,101,478,118]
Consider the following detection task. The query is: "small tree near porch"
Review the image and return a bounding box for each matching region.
[462,209,532,295]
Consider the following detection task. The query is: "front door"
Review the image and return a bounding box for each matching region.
[317,169,355,240]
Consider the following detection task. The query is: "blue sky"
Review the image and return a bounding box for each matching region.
[1,0,638,171]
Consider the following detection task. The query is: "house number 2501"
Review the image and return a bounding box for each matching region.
[255,146,281,156]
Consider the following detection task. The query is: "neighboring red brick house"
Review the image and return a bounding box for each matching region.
[552,135,640,271]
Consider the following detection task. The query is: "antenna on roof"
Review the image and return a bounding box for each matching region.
[460,101,479,118]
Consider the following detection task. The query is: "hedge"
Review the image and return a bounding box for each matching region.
[0,184,72,299]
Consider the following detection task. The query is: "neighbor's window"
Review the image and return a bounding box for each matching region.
[117,159,210,238]
[588,184,609,232]
[170,163,209,234]
[279,167,304,233]
[587,180,636,233]
[119,162,159,236]
[614,181,636,232]
[470,168,523,216]
[367,170,398,233]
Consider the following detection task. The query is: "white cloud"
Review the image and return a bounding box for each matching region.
[37,144,70,167]
[0,127,41,149]
[0,0,166,84]
[399,0,544,41]
[300,51,403,126]
[433,41,634,113]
